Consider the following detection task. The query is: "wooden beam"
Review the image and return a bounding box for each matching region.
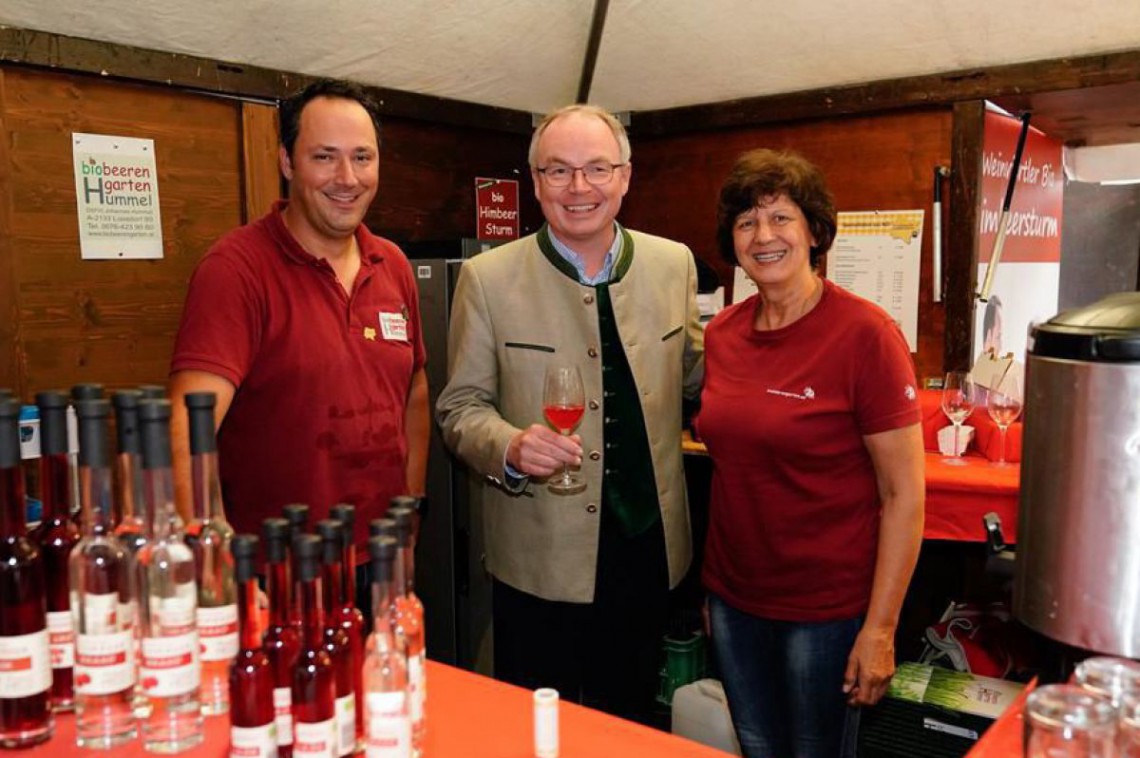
[241,102,283,223]
[0,25,534,135]
[576,0,611,103]
[633,48,1140,137]
[945,100,985,373]
[0,70,22,394]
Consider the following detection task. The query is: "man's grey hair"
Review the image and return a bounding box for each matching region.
[527,104,632,168]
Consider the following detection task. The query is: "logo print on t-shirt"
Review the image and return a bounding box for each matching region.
[766,386,816,401]
[904,385,916,401]
[363,326,377,341]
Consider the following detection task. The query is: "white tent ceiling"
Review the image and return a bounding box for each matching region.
[1,0,1139,115]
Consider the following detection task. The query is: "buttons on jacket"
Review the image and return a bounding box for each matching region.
[583,294,595,305]
[585,503,598,514]
[588,399,599,410]
[587,347,598,358]
[588,450,600,461]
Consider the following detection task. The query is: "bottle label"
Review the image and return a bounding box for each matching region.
[198,604,240,661]
[294,718,337,758]
[157,593,197,636]
[273,687,294,747]
[0,629,52,699]
[408,653,425,723]
[366,692,410,758]
[336,692,357,756]
[47,610,75,669]
[139,632,200,697]
[75,630,134,696]
[230,723,279,758]
[75,591,120,635]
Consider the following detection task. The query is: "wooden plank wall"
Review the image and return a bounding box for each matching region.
[621,108,953,383]
[0,65,536,398]
[0,67,244,398]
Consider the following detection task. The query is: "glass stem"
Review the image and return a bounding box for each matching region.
[953,422,961,457]
[998,425,1007,465]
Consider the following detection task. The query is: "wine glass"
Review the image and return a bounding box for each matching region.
[940,371,976,465]
[986,371,1023,467]
[543,363,586,495]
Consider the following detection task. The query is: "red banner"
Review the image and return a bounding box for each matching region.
[977,109,1064,264]
[475,177,519,241]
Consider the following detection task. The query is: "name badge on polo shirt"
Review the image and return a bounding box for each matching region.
[379,311,408,342]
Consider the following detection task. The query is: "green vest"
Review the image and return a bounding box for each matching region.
[537,225,662,537]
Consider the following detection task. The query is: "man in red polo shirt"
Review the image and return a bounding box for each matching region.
[168,79,429,553]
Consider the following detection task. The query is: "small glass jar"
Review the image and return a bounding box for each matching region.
[1118,693,1140,758]
[1072,656,1140,708]
[1024,684,1116,758]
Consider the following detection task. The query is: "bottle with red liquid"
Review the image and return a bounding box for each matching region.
[262,518,300,758]
[29,391,80,712]
[69,399,137,748]
[0,397,53,747]
[183,392,237,716]
[388,506,425,755]
[282,504,310,632]
[317,520,356,757]
[363,536,410,758]
[136,399,203,752]
[292,534,336,758]
[329,503,365,746]
[229,534,277,758]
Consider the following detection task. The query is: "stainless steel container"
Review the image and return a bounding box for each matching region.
[1015,292,1140,656]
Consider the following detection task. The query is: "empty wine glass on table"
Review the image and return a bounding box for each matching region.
[543,363,586,495]
[986,371,1023,467]
[941,371,976,465]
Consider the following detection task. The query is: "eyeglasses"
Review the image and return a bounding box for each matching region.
[535,162,626,187]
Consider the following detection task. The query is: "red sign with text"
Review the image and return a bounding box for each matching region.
[977,109,1064,264]
[475,178,519,241]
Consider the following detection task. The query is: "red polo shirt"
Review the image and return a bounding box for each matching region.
[171,201,425,550]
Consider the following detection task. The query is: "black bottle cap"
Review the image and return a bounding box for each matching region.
[316,519,342,564]
[390,495,418,512]
[389,507,414,547]
[262,518,290,564]
[232,534,260,584]
[138,399,172,470]
[283,503,310,536]
[0,398,20,468]
[71,384,105,401]
[137,384,166,399]
[35,391,69,456]
[368,536,397,582]
[294,534,322,582]
[330,503,355,534]
[369,517,396,540]
[75,399,111,469]
[112,390,143,455]
[184,392,218,455]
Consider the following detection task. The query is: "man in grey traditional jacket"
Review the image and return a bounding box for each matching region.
[436,104,703,724]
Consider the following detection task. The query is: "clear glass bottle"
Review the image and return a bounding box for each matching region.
[329,504,365,746]
[182,392,237,716]
[69,386,104,525]
[111,390,147,558]
[0,397,53,747]
[230,534,278,758]
[262,518,301,758]
[292,535,336,758]
[388,505,425,754]
[135,399,203,752]
[364,536,410,758]
[70,399,137,748]
[29,391,80,712]
[317,520,356,757]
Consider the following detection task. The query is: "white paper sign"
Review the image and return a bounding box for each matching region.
[826,210,924,351]
[72,133,163,259]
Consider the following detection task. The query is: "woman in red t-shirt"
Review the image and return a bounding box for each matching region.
[696,149,924,758]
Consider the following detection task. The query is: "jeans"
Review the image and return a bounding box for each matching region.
[708,594,862,758]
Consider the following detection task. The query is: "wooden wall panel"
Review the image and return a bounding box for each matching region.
[366,119,539,243]
[621,108,954,383]
[1,67,243,395]
[0,71,20,393]
[242,102,282,221]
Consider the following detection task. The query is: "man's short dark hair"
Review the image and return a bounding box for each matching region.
[279,79,383,157]
[715,148,837,269]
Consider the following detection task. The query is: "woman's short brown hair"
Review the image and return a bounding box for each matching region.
[716,149,837,269]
